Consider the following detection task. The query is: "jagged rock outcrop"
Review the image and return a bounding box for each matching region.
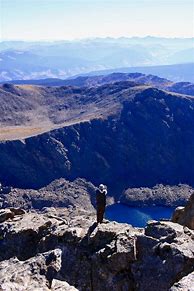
[132,221,194,290]
[120,184,194,207]
[172,192,194,229]
[0,178,96,211]
[0,208,193,290]
[0,208,140,290]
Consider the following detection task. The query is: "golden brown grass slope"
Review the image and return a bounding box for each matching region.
[0,82,145,141]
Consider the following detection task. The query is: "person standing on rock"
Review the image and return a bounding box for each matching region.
[96,184,107,224]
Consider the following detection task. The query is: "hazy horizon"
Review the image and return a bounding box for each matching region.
[1,0,194,41]
[1,35,194,42]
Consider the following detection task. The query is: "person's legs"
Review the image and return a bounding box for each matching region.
[99,207,105,223]
[97,207,101,223]
[97,206,105,223]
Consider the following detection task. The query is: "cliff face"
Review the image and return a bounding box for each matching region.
[0,207,193,291]
[1,86,194,194]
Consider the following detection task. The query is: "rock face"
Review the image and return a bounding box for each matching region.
[0,249,78,291]
[120,184,194,207]
[172,192,194,229]
[1,85,194,194]
[0,208,193,290]
[132,221,194,291]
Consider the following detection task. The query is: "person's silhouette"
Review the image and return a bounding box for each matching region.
[96,184,107,223]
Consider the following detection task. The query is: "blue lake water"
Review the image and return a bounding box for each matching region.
[105,203,175,227]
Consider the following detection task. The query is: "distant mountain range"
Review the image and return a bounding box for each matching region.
[0,37,193,81]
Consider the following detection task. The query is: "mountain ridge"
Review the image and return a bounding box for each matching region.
[1,75,194,141]
[3,71,194,97]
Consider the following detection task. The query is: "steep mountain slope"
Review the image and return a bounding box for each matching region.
[1,82,194,193]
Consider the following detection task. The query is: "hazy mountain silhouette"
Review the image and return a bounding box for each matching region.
[0,37,193,81]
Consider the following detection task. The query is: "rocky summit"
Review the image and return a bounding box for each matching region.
[0,206,193,291]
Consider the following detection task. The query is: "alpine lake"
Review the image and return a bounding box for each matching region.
[105,203,175,227]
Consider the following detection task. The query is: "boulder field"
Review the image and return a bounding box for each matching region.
[0,200,193,291]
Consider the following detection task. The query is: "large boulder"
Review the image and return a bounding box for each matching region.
[172,192,194,229]
[0,209,70,261]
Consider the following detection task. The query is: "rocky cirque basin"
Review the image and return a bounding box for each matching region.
[1,82,194,194]
[0,204,194,291]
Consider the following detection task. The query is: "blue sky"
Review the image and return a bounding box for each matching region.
[1,0,194,40]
